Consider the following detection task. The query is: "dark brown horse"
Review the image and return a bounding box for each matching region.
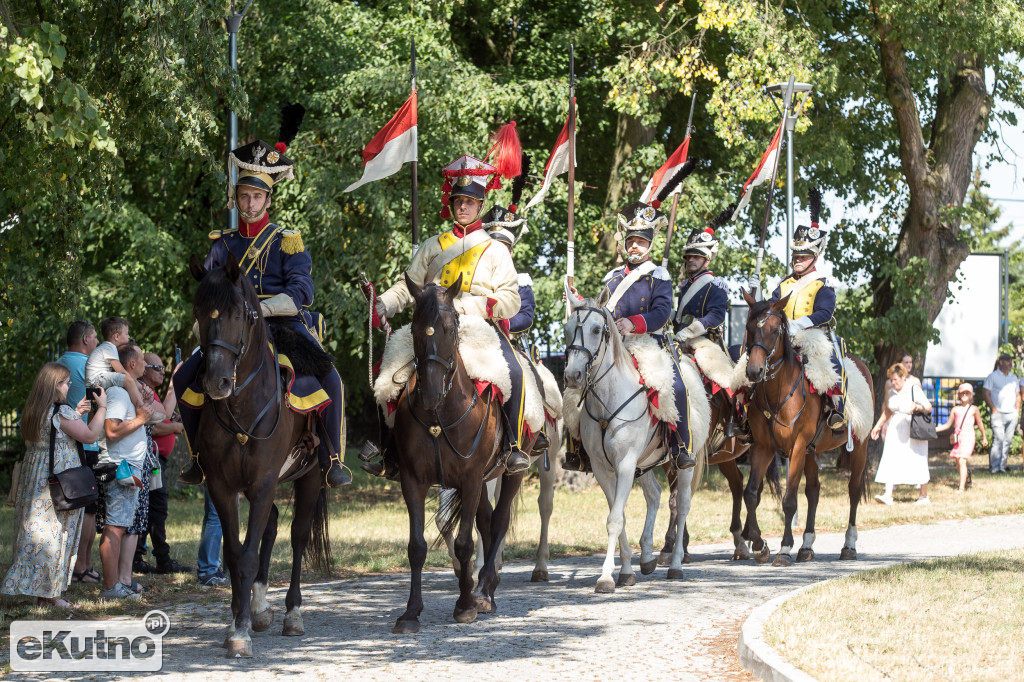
[392,274,532,634]
[739,291,872,565]
[189,254,331,657]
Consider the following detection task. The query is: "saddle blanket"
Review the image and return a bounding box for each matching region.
[178,345,330,414]
[732,327,872,441]
[687,337,736,394]
[373,316,562,432]
[563,334,711,456]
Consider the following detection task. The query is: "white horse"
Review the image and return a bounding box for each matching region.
[563,292,710,593]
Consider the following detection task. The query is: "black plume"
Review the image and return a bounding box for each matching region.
[709,203,736,230]
[808,187,822,225]
[655,158,697,203]
[278,102,306,146]
[511,153,530,208]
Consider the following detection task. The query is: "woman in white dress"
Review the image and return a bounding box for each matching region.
[870,363,933,505]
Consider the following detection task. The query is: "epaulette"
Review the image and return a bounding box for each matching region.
[650,265,671,281]
[280,228,305,255]
[209,227,239,240]
[602,267,622,284]
[517,272,533,288]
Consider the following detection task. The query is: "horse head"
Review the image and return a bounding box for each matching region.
[407,273,463,412]
[190,252,265,400]
[741,289,792,384]
[563,287,616,390]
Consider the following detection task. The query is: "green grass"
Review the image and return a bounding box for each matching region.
[764,548,1024,681]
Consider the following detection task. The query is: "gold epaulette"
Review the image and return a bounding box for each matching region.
[280,229,305,255]
[209,227,239,240]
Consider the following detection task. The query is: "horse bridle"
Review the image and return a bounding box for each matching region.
[413,303,460,402]
[747,308,807,450]
[747,309,788,383]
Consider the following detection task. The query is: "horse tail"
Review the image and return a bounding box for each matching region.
[303,487,334,574]
[432,487,463,549]
[764,455,782,501]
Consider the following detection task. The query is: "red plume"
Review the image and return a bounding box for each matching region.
[440,206,452,219]
[441,178,453,193]
[275,142,288,154]
[650,200,661,209]
[486,122,522,180]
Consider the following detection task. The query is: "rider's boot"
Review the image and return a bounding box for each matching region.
[564,438,593,473]
[178,451,205,486]
[321,452,351,488]
[502,440,531,475]
[358,435,400,481]
[827,394,847,432]
[531,427,550,455]
[671,433,696,470]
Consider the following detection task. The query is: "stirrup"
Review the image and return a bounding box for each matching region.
[322,454,352,488]
[502,447,530,474]
[827,411,847,431]
[178,454,205,485]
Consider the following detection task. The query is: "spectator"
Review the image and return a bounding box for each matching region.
[2,363,107,608]
[881,352,921,437]
[85,317,146,411]
[56,320,103,584]
[936,383,987,493]
[871,363,933,505]
[982,352,1019,474]
[197,485,228,586]
[133,353,188,574]
[96,343,152,600]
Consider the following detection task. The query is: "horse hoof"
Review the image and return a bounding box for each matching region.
[282,610,304,636]
[530,569,549,583]
[392,619,420,634]
[656,552,672,567]
[666,568,685,580]
[474,596,493,613]
[732,548,752,561]
[616,573,637,587]
[221,627,236,649]
[225,639,253,658]
[796,548,814,563]
[682,552,691,564]
[251,607,273,633]
[453,606,478,624]
[839,547,858,561]
[640,559,657,575]
[595,577,616,593]
[772,553,793,567]
[753,546,771,564]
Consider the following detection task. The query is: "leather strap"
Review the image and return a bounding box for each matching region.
[425,229,491,284]
[239,223,286,275]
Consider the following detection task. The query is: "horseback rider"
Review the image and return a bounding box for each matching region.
[762,188,847,432]
[175,104,350,489]
[565,199,697,472]
[672,209,731,345]
[361,124,531,478]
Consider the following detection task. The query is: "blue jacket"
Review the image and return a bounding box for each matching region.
[602,260,673,334]
[508,274,535,335]
[674,272,728,333]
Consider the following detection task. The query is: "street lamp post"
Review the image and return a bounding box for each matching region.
[765,80,812,267]
[226,1,255,231]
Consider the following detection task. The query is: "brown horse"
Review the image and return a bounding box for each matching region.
[188,254,331,657]
[738,290,872,565]
[391,274,531,634]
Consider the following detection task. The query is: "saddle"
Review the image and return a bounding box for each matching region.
[267,319,335,380]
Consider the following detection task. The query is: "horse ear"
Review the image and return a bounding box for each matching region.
[596,286,612,308]
[225,251,241,283]
[563,278,578,314]
[772,293,791,314]
[741,288,756,306]
[188,255,207,282]
[404,272,423,301]
[443,274,463,302]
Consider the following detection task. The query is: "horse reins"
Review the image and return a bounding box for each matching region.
[747,309,808,456]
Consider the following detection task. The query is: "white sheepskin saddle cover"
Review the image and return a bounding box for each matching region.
[688,337,736,390]
[563,334,711,457]
[731,327,872,441]
[373,316,561,432]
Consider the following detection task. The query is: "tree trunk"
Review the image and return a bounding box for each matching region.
[869,11,992,410]
[600,112,656,264]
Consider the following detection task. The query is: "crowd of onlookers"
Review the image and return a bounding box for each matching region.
[870,350,1020,506]
[2,318,226,609]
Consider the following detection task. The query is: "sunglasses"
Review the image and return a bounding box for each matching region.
[145,364,165,371]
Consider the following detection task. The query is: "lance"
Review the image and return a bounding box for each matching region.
[410,36,419,257]
[661,92,697,269]
[753,75,793,281]
[566,44,577,290]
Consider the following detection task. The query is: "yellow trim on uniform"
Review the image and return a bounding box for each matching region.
[288,389,331,412]
[181,388,205,409]
[779,277,824,320]
[437,231,491,292]
[238,170,275,188]
[280,230,304,255]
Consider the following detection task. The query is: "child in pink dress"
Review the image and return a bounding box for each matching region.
[937,383,987,493]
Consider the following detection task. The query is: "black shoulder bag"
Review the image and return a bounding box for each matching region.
[908,386,937,441]
[47,403,99,512]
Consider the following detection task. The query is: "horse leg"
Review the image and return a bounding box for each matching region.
[591,470,620,593]
[657,464,678,565]
[394,476,429,634]
[743,444,774,564]
[797,453,821,563]
[532,446,556,582]
[283,468,320,636]
[480,477,499,577]
[436,488,461,580]
[208,482,242,650]
[479,472,524,611]
[718,460,750,560]
[841,441,869,560]
[638,471,661,576]
[667,466,694,579]
[453,479,484,624]
[250,503,278,633]
[608,461,638,590]
[473,491,494,612]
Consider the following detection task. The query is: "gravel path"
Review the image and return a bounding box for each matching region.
[24,514,1024,680]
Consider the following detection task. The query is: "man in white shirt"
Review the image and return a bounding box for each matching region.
[982,352,1020,474]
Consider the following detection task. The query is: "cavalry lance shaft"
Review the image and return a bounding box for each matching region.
[566,44,577,290]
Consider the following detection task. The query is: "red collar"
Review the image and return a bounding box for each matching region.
[451,220,483,239]
[688,270,713,283]
[238,213,270,238]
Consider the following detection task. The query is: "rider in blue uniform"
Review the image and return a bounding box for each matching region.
[175,105,350,488]
[672,217,730,345]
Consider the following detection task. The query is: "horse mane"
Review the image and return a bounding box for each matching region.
[193,265,268,351]
[577,298,632,371]
[747,298,799,366]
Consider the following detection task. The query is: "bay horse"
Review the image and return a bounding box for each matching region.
[739,290,872,565]
[391,274,532,634]
[563,291,709,592]
[188,253,332,658]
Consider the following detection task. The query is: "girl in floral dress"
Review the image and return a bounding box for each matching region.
[936,383,987,493]
[2,362,107,608]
